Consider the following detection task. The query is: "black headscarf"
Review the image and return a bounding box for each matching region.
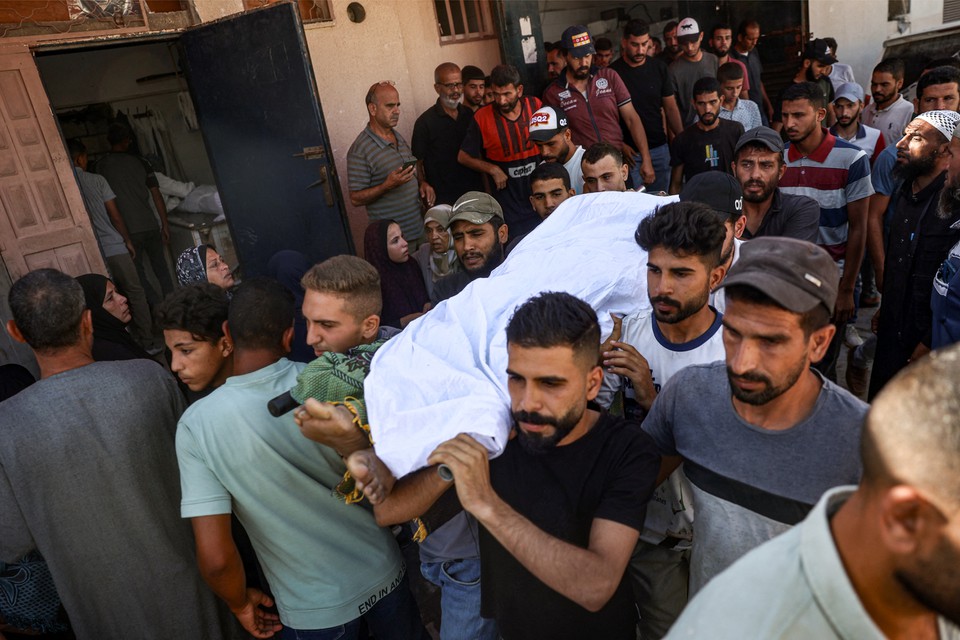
[364,221,430,328]
[76,274,152,362]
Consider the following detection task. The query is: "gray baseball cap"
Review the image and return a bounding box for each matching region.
[448,191,503,228]
[717,237,840,314]
[834,82,865,104]
[734,126,784,155]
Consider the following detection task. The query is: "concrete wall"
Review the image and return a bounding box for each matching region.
[808,0,897,89]
[302,0,502,251]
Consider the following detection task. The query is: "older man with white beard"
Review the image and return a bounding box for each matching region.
[413,62,484,206]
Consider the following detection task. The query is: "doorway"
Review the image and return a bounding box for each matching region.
[35,38,236,298]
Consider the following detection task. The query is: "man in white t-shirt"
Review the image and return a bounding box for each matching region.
[597,197,731,639]
[528,105,586,193]
[863,58,915,146]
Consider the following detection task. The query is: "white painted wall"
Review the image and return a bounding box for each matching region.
[808,0,897,90]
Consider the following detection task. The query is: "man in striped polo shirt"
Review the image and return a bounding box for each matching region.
[348,81,424,244]
[779,81,874,380]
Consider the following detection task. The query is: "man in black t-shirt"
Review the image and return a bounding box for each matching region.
[670,76,744,193]
[429,292,660,640]
[610,19,684,193]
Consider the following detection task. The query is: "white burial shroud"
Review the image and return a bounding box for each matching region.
[366,191,671,478]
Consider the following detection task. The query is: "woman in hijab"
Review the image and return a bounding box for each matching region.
[364,220,430,328]
[76,274,153,362]
[266,249,314,363]
[176,244,235,289]
[414,205,460,298]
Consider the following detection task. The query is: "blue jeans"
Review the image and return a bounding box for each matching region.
[421,559,498,640]
[280,573,428,640]
[630,143,670,194]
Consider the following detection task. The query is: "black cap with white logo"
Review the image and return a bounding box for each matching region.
[679,172,744,221]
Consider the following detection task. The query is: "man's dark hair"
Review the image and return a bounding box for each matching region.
[462,65,485,82]
[635,202,726,267]
[734,141,784,167]
[717,61,745,83]
[107,122,132,146]
[723,283,832,336]
[917,66,960,100]
[923,58,960,73]
[228,277,294,351]
[67,138,86,160]
[662,20,678,35]
[736,19,759,38]
[623,19,650,39]
[156,283,229,344]
[490,64,521,88]
[874,58,905,81]
[711,23,732,38]
[823,37,838,53]
[530,162,572,191]
[595,37,613,52]
[8,269,86,352]
[781,81,826,110]
[693,76,721,99]
[583,142,623,167]
[506,292,600,365]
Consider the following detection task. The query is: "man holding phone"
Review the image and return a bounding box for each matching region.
[348,81,424,243]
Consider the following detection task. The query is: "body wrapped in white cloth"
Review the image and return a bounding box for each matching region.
[366,191,672,478]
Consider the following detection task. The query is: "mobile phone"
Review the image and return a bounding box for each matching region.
[402,159,417,170]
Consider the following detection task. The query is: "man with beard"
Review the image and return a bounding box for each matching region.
[772,39,837,132]
[459,64,542,237]
[348,81,422,243]
[829,82,886,165]
[709,23,749,99]
[582,142,631,193]
[931,125,960,350]
[610,19,684,194]
[729,19,773,125]
[666,347,960,640]
[668,17,719,126]
[413,63,483,206]
[461,65,486,112]
[431,191,509,304]
[732,127,820,242]
[543,25,655,187]
[779,82,874,381]
[528,105,585,193]
[595,201,728,638]
[864,58,915,147]
[545,42,566,82]
[868,111,960,399]
[669,77,744,194]
[428,291,661,640]
[641,236,867,599]
[658,21,681,64]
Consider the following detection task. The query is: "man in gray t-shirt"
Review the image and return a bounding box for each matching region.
[0,269,237,639]
[668,17,719,125]
[642,237,867,594]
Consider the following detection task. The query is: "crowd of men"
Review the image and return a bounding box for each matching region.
[3,12,960,640]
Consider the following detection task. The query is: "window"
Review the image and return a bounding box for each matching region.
[434,0,494,43]
[243,0,334,24]
[946,0,960,23]
[888,0,910,20]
